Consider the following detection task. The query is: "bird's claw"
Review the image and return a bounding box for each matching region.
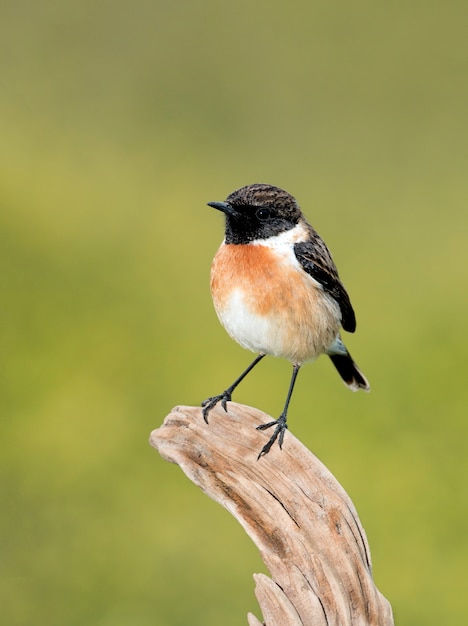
[201,391,232,423]
[256,415,288,458]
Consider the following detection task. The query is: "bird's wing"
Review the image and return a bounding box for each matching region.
[294,236,356,333]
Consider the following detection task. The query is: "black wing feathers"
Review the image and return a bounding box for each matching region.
[294,238,356,333]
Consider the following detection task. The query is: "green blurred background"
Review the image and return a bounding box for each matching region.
[1,1,467,624]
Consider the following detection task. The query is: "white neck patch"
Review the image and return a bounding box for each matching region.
[251,220,309,248]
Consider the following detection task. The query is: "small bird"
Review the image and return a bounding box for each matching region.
[202,183,370,457]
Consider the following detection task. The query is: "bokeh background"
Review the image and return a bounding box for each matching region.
[1,1,467,625]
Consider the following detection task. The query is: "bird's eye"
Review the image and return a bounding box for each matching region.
[256,207,271,220]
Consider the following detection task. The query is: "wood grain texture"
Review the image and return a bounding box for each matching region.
[150,403,394,626]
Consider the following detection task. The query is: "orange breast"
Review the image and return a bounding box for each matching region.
[211,243,290,315]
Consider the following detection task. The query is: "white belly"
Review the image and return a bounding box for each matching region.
[215,285,341,364]
[217,288,287,355]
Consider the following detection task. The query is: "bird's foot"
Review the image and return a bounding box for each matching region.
[201,390,232,423]
[256,414,288,458]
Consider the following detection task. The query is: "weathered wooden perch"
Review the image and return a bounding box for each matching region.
[150,403,394,626]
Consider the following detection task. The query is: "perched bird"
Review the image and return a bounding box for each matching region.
[202,183,369,457]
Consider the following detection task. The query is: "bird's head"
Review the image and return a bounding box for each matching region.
[208,183,303,244]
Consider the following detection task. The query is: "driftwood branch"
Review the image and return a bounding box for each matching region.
[150,403,394,626]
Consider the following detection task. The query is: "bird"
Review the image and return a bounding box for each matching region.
[202,183,370,458]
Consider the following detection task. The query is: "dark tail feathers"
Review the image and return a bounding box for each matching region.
[329,353,370,392]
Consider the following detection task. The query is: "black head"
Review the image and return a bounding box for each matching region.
[208,183,303,244]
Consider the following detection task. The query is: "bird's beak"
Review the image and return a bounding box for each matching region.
[207,201,239,218]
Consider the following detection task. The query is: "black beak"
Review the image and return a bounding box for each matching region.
[207,201,239,218]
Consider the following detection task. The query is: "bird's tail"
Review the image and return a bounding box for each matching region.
[329,352,370,392]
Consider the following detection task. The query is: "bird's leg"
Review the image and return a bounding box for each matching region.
[256,364,301,458]
[202,354,266,422]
